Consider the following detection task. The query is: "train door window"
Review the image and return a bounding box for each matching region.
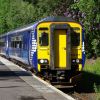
[39,32,48,46]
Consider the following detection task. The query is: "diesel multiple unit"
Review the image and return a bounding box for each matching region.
[0,16,85,85]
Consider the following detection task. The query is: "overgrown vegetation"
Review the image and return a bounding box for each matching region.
[70,0,100,58]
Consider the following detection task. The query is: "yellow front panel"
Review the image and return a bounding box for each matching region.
[37,23,51,58]
[37,23,51,71]
[54,30,66,68]
[37,22,82,71]
[68,22,82,70]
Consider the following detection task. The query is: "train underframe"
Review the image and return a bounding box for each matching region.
[39,65,82,88]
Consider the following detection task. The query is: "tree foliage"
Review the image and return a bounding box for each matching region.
[70,0,100,58]
[0,0,36,33]
[0,0,63,33]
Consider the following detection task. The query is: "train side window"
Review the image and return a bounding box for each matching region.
[11,41,22,48]
[39,32,48,46]
[16,42,19,48]
[16,41,22,48]
[19,41,22,48]
[71,32,80,46]
[11,36,22,48]
[0,39,5,47]
[11,41,14,47]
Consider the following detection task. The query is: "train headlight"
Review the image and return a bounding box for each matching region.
[40,59,44,63]
[76,59,79,63]
[72,59,75,63]
[44,59,48,63]
[38,59,48,64]
[72,59,82,64]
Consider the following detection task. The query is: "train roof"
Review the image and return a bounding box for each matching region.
[40,16,74,22]
[0,16,75,37]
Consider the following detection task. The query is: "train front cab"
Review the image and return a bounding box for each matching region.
[37,21,82,85]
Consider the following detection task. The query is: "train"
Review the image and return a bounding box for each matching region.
[0,16,85,86]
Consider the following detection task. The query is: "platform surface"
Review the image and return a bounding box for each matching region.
[0,56,75,100]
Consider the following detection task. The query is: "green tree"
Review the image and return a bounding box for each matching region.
[71,0,100,58]
[0,0,36,34]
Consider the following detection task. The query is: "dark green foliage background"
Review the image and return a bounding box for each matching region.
[0,0,100,58]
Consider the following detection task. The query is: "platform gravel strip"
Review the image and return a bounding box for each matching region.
[0,56,75,100]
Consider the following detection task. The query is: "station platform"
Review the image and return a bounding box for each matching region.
[0,56,75,100]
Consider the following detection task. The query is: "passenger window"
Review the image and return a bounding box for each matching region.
[39,32,48,46]
[0,42,5,46]
[11,41,15,47]
[0,39,5,46]
[11,36,22,48]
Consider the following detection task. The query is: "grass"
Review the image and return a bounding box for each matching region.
[83,58,100,93]
[84,58,100,75]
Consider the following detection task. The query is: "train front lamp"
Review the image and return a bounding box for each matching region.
[38,59,48,64]
[72,59,81,64]
[40,59,44,63]
[76,59,79,63]
[72,59,76,63]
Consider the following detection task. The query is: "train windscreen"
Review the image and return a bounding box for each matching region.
[71,32,80,46]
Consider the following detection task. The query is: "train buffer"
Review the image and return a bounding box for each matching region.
[0,56,75,100]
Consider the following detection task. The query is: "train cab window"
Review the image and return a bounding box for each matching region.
[39,32,48,46]
[71,32,80,46]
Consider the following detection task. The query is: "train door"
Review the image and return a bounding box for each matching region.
[54,30,67,68]
[50,24,71,70]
